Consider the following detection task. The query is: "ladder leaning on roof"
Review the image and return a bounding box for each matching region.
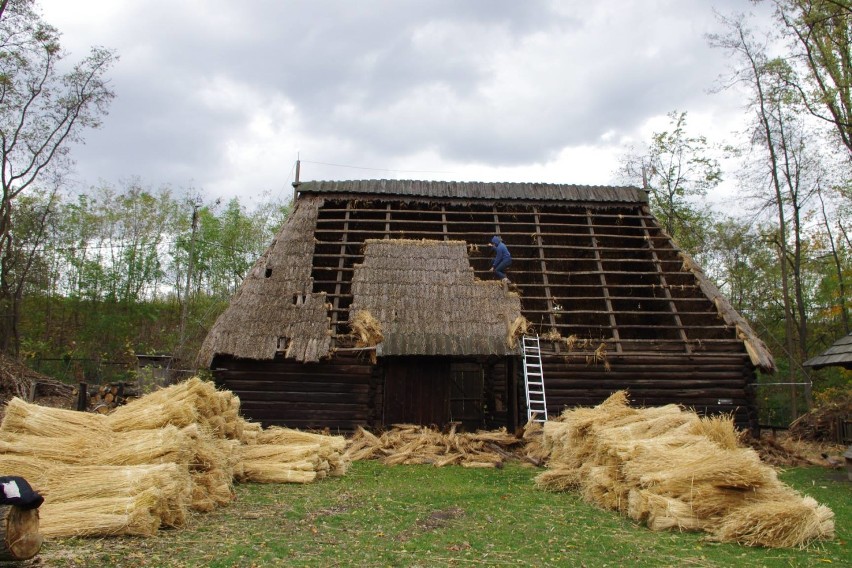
[521,335,548,423]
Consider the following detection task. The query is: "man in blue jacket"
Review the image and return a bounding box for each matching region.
[488,235,512,283]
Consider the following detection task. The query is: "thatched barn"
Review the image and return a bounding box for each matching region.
[198,180,775,432]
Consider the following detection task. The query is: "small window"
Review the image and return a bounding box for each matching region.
[277,337,290,352]
[292,294,301,305]
[265,268,273,278]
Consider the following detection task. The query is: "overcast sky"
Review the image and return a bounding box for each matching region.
[38,0,774,208]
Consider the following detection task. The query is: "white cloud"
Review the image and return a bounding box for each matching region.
[36,0,775,204]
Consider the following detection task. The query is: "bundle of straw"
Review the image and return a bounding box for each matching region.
[39,463,193,529]
[39,491,162,538]
[535,390,835,548]
[0,397,109,437]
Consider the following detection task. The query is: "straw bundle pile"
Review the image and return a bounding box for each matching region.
[535,391,834,548]
[0,378,351,538]
[238,443,325,484]
[39,464,192,529]
[39,492,162,538]
[104,377,238,436]
[345,424,523,468]
[350,309,384,348]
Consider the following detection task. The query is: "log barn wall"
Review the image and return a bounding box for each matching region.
[532,353,758,430]
[212,353,379,432]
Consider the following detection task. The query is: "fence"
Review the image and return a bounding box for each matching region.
[29,356,196,391]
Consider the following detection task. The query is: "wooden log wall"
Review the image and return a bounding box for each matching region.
[532,352,759,430]
[212,353,377,432]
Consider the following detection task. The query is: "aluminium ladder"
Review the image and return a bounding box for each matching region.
[521,335,548,423]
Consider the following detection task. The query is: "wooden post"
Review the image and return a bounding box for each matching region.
[76,382,87,411]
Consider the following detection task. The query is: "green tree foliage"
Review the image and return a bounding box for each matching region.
[617,111,721,257]
[763,0,852,157]
[17,181,290,372]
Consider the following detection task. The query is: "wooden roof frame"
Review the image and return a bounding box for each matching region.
[199,181,775,372]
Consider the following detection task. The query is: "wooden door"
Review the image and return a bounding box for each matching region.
[383,357,450,426]
[449,362,484,430]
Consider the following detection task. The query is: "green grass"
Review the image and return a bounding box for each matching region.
[40,462,849,567]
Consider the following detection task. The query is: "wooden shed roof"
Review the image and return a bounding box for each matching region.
[298,179,647,203]
[803,333,852,370]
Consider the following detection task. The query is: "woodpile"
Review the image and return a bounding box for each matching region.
[534,391,835,548]
[86,382,138,413]
[344,423,525,468]
[0,377,350,538]
[0,354,73,409]
[789,390,852,442]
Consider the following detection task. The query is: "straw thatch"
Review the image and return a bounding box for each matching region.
[680,253,775,372]
[344,424,524,468]
[349,239,522,356]
[535,391,834,548]
[197,195,333,364]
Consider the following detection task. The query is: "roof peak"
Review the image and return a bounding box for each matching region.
[298,179,646,203]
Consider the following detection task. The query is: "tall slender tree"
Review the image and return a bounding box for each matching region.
[0,0,116,352]
[710,14,824,411]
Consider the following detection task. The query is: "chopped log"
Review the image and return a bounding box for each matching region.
[0,505,42,561]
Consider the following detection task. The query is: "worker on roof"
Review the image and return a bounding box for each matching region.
[488,235,512,284]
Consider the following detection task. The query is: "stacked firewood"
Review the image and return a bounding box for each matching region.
[86,383,139,413]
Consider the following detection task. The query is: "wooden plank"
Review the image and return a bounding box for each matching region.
[258,418,368,431]
[533,207,557,333]
[239,402,367,415]
[585,210,621,353]
[234,391,371,403]
[330,202,351,334]
[220,380,371,393]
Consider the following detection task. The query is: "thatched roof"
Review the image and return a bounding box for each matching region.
[299,179,646,203]
[803,332,852,370]
[349,239,521,356]
[680,253,775,372]
[197,195,332,365]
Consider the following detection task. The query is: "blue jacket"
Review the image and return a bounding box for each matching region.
[490,236,511,267]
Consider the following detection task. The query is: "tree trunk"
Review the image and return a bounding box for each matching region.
[0,505,42,561]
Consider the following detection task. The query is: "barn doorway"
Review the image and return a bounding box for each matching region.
[449,362,484,430]
[382,357,486,429]
[383,357,451,426]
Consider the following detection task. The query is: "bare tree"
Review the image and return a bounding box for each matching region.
[0,0,116,352]
[709,14,817,412]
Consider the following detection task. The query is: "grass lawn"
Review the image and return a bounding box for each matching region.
[40,462,849,567]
